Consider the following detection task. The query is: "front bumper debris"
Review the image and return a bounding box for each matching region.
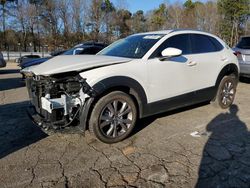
[25,74,96,133]
[27,105,87,134]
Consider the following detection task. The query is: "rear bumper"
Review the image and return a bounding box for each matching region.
[239,61,250,77]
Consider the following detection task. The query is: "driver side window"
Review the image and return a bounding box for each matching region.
[150,34,191,58]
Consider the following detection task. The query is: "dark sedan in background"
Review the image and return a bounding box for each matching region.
[19,42,107,69]
[0,51,6,68]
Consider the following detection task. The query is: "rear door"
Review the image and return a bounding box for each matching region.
[188,34,225,90]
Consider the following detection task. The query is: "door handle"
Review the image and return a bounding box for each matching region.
[221,57,229,62]
[187,61,197,66]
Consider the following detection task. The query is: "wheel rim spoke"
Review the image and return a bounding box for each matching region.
[101,115,112,121]
[106,103,114,115]
[112,124,118,137]
[113,100,118,114]
[228,82,233,90]
[107,124,114,136]
[100,120,111,128]
[119,123,128,132]
[119,106,131,116]
[222,96,227,105]
[119,102,128,114]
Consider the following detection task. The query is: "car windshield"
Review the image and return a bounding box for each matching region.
[98,34,164,58]
[236,37,250,49]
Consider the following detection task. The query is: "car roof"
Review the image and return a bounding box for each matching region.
[133,30,173,36]
[132,29,216,37]
[74,42,107,48]
[240,36,250,38]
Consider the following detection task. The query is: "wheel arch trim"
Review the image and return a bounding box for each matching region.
[215,63,239,87]
[91,76,148,118]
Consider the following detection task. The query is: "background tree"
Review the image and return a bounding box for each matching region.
[0,0,249,51]
[218,0,250,46]
[150,3,168,30]
[115,9,132,38]
[131,10,146,33]
[0,0,17,49]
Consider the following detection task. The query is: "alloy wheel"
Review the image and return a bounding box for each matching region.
[99,100,133,138]
[221,80,235,106]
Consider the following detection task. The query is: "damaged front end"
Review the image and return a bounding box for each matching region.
[25,72,95,132]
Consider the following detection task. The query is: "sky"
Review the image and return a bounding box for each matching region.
[112,0,208,13]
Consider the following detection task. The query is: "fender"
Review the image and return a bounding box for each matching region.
[92,76,148,118]
[215,63,239,88]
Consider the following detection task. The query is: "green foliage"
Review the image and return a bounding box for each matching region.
[116,9,132,37]
[184,0,195,9]
[218,0,249,21]
[151,3,168,30]
[218,0,250,45]
[103,0,115,12]
[132,10,146,33]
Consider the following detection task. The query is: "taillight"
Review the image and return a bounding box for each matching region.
[234,51,241,56]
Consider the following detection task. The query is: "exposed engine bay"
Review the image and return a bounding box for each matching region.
[26,73,95,131]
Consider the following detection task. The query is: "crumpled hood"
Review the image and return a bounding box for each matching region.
[22,55,132,76]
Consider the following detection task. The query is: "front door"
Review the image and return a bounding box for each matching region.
[147,34,199,103]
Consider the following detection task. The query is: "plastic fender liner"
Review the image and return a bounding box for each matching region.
[78,97,94,133]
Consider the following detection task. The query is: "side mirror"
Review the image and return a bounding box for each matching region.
[159,47,182,61]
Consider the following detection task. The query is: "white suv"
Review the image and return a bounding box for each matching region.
[23,30,239,143]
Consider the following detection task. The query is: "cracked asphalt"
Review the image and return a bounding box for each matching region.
[1,63,250,188]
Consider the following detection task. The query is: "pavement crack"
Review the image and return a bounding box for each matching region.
[25,150,41,187]
[90,168,108,188]
[58,160,69,188]
[88,143,132,186]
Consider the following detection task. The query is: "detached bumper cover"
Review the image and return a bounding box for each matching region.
[27,105,47,129]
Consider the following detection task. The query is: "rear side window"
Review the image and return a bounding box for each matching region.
[150,34,191,58]
[236,37,250,49]
[190,34,222,54]
[209,37,224,51]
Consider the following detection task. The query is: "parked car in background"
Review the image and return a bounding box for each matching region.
[0,51,6,68]
[17,54,41,66]
[20,42,107,69]
[18,51,65,69]
[233,36,250,77]
[22,30,239,143]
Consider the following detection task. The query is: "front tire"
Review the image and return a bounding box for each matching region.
[213,75,237,109]
[89,91,137,143]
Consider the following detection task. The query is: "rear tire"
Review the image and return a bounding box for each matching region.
[89,91,137,143]
[212,75,237,109]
